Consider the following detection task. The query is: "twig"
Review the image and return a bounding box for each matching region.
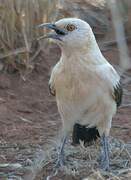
[29,47,41,63]
[120,104,131,108]
[46,169,58,180]
[117,168,131,176]
[0,35,12,50]
[0,163,22,169]
[0,47,30,59]
[18,116,32,123]
[102,36,131,47]
[112,125,130,130]
[124,149,131,161]
[92,169,105,180]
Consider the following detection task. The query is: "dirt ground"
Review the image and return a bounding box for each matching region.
[0,16,131,180]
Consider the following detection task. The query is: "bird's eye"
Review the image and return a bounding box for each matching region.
[66,24,76,31]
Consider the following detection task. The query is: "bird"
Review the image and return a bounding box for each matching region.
[38,18,122,171]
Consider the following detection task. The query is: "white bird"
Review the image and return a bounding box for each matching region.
[38,18,122,171]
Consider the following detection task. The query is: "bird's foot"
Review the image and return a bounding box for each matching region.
[54,136,67,169]
[55,153,65,169]
[47,154,65,180]
[99,154,110,171]
[99,133,110,171]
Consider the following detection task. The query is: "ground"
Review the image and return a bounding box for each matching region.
[0,23,131,180]
[0,41,131,179]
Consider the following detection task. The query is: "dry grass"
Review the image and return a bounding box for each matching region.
[0,137,131,179]
[0,0,57,75]
[43,137,131,180]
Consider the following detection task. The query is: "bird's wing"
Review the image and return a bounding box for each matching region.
[97,63,122,107]
[113,82,123,107]
[48,61,62,96]
[48,83,56,96]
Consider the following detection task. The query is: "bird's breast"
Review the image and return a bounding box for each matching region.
[54,70,91,102]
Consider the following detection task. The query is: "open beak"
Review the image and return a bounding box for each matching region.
[37,23,67,41]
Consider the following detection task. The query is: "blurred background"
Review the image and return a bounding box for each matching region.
[0,0,131,73]
[0,0,131,179]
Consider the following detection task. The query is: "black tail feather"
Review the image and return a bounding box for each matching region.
[72,123,100,146]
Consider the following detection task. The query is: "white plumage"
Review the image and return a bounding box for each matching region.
[49,18,120,136]
[39,18,122,170]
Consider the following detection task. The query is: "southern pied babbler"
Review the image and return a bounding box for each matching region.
[38,18,122,171]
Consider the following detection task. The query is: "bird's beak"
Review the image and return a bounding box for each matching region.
[37,23,67,41]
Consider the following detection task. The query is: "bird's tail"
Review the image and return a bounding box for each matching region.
[72,123,100,146]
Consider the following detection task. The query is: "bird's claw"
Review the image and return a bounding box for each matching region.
[54,136,67,169]
[55,156,65,169]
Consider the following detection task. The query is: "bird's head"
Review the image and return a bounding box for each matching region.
[38,18,96,51]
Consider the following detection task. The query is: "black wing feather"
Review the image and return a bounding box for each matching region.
[113,82,123,107]
[48,83,56,96]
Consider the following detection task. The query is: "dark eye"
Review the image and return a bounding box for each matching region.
[66,24,76,31]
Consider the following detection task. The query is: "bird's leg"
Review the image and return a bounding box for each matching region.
[55,135,67,168]
[99,133,110,171]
